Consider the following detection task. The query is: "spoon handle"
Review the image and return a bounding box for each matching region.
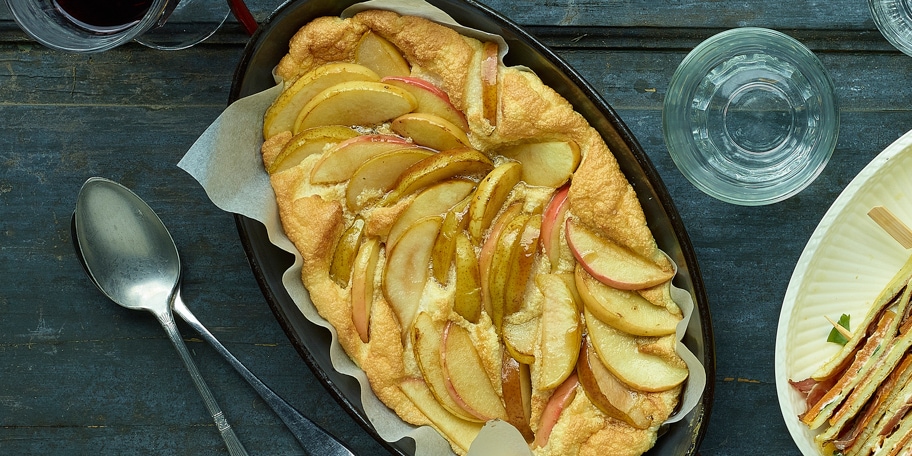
[156,310,249,456]
[173,293,356,456]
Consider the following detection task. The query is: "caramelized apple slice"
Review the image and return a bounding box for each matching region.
[268,125,359,174]
[501,352,534,442]
[383,216,442,335]
[399,378,483,454]
[577,337,651,429]
[346,147,435,211]
[382,148,494,205]
[387,179,475,249]
[311,135,412,184]
[479,203,523,316]
[412,313,481,422]
[293,81,417,133]
[533,372,579,448]
[487,213,529,330]
[585,307,688,392]
[502,314,537,365]
[329,218,364,287]
[481,41,499,126]
[431,209,460,285]
[391,112,472,151]
[540,185,570,271]
[263,63,379,138]
[468,161,523,243]
[505,213,542,315]
[534,273,582,390]
[498,140,581,188]
[441,321,508,421]
[453,231,483,323]
[575,266,680,337]
[566,218,674,290]
[382,76,469,131]
[355,31,410,78]
[351,237,380,343]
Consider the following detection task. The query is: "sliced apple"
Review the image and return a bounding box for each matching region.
[501,352,534,442]
[263,63,380,138]
[355,31,410,78]
[381,76,469,131]
[441,321,508,421]
[533,372,579,448]
[479,203,523,315]
[502,314,537,365]
[534,273,582,390]
[468,161,523,243]
[540,185,570,271]
[487,213,529,331]
[293,80,417,133]
[381,148,494,205]
[431,210,459,285]
[566,218,674,290]
[311,134,412,184]
[346,147,435,211]
[399,378,484,454]
[505,213,542,315]
[585,306,688,392]
[351,237,381,343]
[269,125,360,174]
[412,313,481,422]
[481,41,499,126]
[575,266,680,337]
[577,337,651,429]
[498,140,581,188]
[329,218,364,287]
[387,179,476,249]
[453,231,483,323]
[383,216,442,336]
[390,112,472,151]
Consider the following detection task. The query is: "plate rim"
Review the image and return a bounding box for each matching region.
[775,129,912,455]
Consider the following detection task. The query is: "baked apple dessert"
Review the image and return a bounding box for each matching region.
[260,9,689,456]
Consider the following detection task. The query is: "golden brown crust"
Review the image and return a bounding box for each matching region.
[263,10,684,456]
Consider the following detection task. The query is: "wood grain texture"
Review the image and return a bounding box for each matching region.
[1,0,911,454]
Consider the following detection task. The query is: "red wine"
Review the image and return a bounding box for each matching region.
[54,0,155,33]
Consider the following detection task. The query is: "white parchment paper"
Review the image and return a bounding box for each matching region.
[177,1,705,454]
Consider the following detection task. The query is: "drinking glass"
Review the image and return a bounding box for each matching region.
[7,0,230,52]
[869,0,912,57]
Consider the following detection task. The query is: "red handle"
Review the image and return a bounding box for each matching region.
[227,0,258,35]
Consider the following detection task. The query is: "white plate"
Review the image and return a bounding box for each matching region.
[776,129,912,455]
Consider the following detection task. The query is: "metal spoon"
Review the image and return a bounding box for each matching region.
[72,177,355,456]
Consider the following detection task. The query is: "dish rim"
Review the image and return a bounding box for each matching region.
[228,0,716,454]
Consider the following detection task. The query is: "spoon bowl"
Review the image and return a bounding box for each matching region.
[72,177,354,456]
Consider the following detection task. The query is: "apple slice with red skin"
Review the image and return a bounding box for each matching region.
[399,378,483,454]
[585,306,688,392]
[411,313,481,422]
[577,337,652,429]
[441,321,508,422]
[575,265,681,337]
[540,185,569,272]
[565,218,674,290]
[533,372,580,448]
[501,352,534,442]
[351,237,380,343]
[268,125,359,174]
[382,76,469,131]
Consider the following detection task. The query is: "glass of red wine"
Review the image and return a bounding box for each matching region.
[7,0,231,52]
